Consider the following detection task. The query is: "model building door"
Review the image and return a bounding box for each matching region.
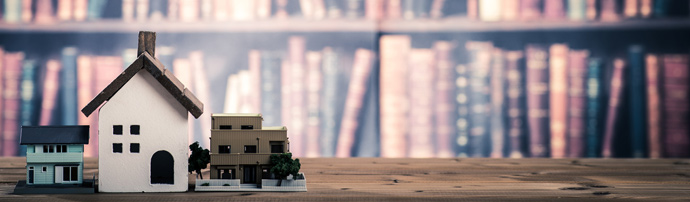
[28,167,34,184]
[55,166,78,184]
[151,150,174,184]
[244,166,256,183]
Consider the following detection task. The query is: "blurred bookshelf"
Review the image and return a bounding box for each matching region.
[1,0,690,159]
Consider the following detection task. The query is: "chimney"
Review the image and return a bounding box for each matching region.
[137,31,156,57]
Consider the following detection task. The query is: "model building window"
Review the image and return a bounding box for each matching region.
[241,125,253,130]
[43,145,48,153]
[42,167,47,172]
[56,145,67,153]
[49,145,54,153]
[219,145,231,153]
[244,145,257,153]
[219,125,232,129]
[113,143,123,153]
[270,142,284,153]
[63,166,78,182]
[130,143,140,153]
[131,125,140,135]
[113,125,123,135]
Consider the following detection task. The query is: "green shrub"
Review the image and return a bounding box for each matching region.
[201,183,210,186]
[223,184,230,186]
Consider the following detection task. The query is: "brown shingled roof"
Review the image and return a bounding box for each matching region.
[80,50,204,119]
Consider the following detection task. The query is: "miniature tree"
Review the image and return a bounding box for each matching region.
[188,141,210,179]
[269,153,301,186]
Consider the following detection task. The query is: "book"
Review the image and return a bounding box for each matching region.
[223,73,239,113]
[662,54,690,158]
[280,58,292,149]
[200,0,213,21]
[213,0,230,21]
[90,56,122,157]
[525,44,549,157]
[544,0,566,20]
[628,45,647,158]
[320,47,339,157]
[467,0,477,20]
[249,50,261,113]
[258,51,281,127]
[168,0,179,21]
[624,0,640,18]
[501,0,520,21]
[18,59,37,156]
[39,60,61,126]
[586,0,597,20]
[430,0,445,19]
[136,0,149,22]
[479,0,501,22]
[336,49,374,157]
[640,0,652,18]
[21,0,32,22]
[386,0,402,19]
[305,51,322,157]
[87,0,107,21]
[4,0,21,23]
[406,48,435,157]
[466,41,492,157]
[379,35,410,157]
[275,0,289,19]
[2,52,23,156]
[433,41,455,158]
[520,0,541,21]
[602,58,626,158]
[455,64,470,157]
[568,0,586,21]
[257,0,273,19]
[76,56,93,150]
[549,44,569,158]
[232,0,255,20]
[301,0,315,19]
[180,0,200,22]
[325,0,343,19]
[505,51,526,158]
[585,58,603,158]
[600,0,619,21]
[645,54,661,158]
[74,0,88,21]
[566,50,588,158]
[149,0,166,21]
[35,0,55,24]
[489,48,505,158]
[402,0,414,19]
[57,0,74,21]
[61,47,78,126]
[288,36,307,157]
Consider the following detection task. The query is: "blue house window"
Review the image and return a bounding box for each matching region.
[56,145,67,153]
[63,166,78,182]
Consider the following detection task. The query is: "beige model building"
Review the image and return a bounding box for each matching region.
[209,113,289,186]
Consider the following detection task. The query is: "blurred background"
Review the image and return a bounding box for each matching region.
[0,0,689,158]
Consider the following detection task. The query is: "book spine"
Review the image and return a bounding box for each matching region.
[319,48,339,157]
[640,0,652,18]
[520,0,541,21]
[505,51,526,158]
[136,0,150,22]
[0,48,4,156]
[549,44,569,158]
[190,51,212,150]
[288,36,307,157]
[544,0,565,20]
[149,0,166,21]
[213,0,229,21]
[87,0,106,21]
[57,0,74,21]
[501,0,520,21]
[585,58,603,158]
[90,56,122,157]
[628,45,647,158]
[586,0,597,20]
[35,0,55,24]
[260,52,282,128]
[60,47,78,125]
[77,55,94,156]
[479,0,501,22]
[167,0,179,21]
[525,44,549,157]
[455,64,470,157]
[280,58,292,151]
[406,48,435,157]
[336,49,374,157]
[386,0,402,19]
[402,0,414,19]
[662,54,690,158]
[18,59,37,156]
[249,50,261,113]
[2,52,23,156]
[624,0,639,18]
[257,0,273,19]
[467,0,477,20]
[602,58,626,158]
[224,74,239,113]
[567,50,588,158]
[433,41,455,158]
[73,0,87,21]
[380,35,410,157]
[430,0,445,19]
[600,0,619,21]
[306,51,322,157]
[180,0,200,22]
[490,48,505,158]
[21,0,32,23]
[568,0,586,20]
[39,60,61,126]
[645,54,661,158]
[467,41,493,157]
[4,0,21,23]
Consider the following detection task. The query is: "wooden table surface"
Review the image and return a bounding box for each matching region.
[1,157,689,201]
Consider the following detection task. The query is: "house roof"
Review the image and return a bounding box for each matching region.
[20,126,90,145]
[81,51,204,118]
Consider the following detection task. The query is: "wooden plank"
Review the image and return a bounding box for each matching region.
[0,158,689,201]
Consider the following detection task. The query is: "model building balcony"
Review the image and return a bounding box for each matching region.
[26,152,83,164]
[210,153,272,165]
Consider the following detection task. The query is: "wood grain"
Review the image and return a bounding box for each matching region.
[1,157,689,201]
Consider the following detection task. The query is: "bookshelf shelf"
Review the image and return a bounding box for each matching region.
[1,19,689,33]
[380,18,690,33]
[0,19,379,33]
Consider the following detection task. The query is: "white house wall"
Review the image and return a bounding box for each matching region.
[98,69,189,192]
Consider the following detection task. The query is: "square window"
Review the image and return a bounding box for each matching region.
[43,145,48,153]
[57,145,62,153]
[219,145,231,153]
[42,167,47,172]
[220,125,232,129]
[62,145,67,153]
[130,143,140,153]
[49,145,54,153]
[113,143,123,153]
[271,144,284,153]
[241,125,254,130]
[113,125,123,135]
[244,145,257,153]
[71,167,78,181]
[130,125,140,135]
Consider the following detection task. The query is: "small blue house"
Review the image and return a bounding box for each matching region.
[19,126,89,185]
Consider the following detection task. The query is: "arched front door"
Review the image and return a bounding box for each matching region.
[151,150,174,184]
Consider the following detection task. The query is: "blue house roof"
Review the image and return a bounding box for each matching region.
[20,126,90,145]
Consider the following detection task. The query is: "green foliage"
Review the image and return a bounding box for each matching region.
[201,183,210,186]
[223,184,230,186]
[188,141,211,179]
[269,153,301,181]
